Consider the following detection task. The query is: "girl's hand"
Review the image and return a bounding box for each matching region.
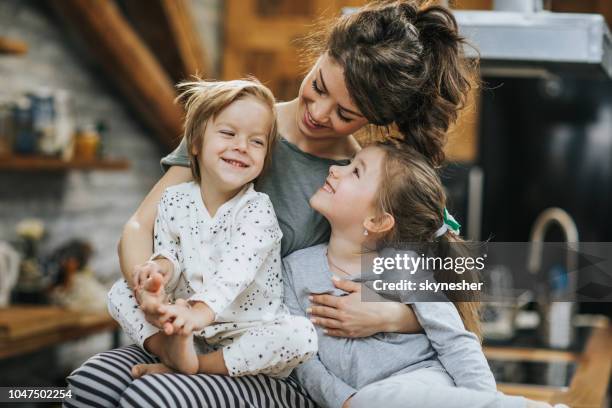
[308,278,422,337]
[342,396,352,408]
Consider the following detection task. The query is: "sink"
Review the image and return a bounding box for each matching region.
[482,315,612,406]
[484,326,589,388]
[488,359,576,388]
[484,325,591,352]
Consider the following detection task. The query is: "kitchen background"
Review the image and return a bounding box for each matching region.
[0,0,611,406]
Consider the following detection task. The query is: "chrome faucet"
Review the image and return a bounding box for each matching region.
[527,207,579,348]
[527,207,579,286]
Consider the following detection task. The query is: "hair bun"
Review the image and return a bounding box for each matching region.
[322,0,476,169]
[414,6,460,43]
[396,1,419,22]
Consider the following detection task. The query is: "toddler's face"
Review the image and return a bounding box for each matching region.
[310,146,384,232]
[195,96,273,192]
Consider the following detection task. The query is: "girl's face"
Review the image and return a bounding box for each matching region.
[296,53,369,140]
[310,146,385,231]
[194,96,273,192]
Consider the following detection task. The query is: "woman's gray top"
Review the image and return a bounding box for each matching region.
[282,244,500,408]
[161,137,348,257]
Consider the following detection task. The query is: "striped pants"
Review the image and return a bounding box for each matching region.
[63,344,317,408]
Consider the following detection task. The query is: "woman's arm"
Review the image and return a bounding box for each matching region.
[118,165,192,286]
[309,279,423,337]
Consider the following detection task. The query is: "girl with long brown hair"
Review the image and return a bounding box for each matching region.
[287,142,548,408]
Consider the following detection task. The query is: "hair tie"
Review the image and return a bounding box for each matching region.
[434,208,461,238]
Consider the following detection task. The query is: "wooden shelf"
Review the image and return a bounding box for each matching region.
[0,156,130,171]
[0,306,118,360]
[0,36,28,55]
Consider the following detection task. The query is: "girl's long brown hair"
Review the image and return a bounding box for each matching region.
[375,140,482,340]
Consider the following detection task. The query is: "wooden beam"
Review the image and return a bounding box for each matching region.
[122,0,211,83]
[160,0,210,78]
[50,0,183,150]
[453,0,492,9]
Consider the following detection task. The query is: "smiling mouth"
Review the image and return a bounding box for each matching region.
[322,180,335,194]
[304,107,326,130]
[222,158,249,168]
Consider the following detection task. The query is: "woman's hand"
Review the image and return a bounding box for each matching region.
[308,278,423,337]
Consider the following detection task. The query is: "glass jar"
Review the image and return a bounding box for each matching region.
[74,125,100,161]
[13,96,35,155]
[0,100,14,156]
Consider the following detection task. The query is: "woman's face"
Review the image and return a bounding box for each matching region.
[310,146,385,230]
[296,53,369,140]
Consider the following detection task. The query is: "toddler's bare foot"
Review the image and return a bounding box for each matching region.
[159,332,198,375]
[138,271,166,315]
[131,363,175,378]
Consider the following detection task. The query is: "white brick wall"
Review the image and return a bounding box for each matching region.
[0,0,221,369]
[0,0,220,283]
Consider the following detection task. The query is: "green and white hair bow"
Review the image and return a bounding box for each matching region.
[434,208,461,238]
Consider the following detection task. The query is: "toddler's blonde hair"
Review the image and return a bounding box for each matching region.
[176,78,278,183]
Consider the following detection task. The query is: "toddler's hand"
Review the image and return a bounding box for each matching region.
[134,277,167,329]
[158,299,201,336]
[132,261,164,291]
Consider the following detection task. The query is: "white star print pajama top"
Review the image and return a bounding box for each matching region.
[108,181,317,378]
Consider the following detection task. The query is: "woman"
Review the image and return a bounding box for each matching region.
[65,2,477,407]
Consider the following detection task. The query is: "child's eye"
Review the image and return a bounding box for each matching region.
[220,130,234,136]
[311,80,324,95]
[251,138,265,147]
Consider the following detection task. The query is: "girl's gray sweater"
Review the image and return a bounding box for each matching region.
[283,244,522,408]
